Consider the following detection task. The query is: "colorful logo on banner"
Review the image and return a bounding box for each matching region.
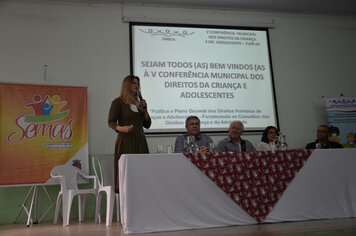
[325,96,356,148]
[0,83,88,186]
[7,94,72,144]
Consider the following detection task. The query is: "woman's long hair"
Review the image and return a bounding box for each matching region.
[261,126,278,143]
[119,75,140,105]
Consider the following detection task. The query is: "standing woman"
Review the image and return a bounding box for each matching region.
[108,75,151,192]
[257,126,278,151]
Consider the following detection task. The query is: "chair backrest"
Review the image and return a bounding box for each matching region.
[92,156,115,188]
[50,165,82,191]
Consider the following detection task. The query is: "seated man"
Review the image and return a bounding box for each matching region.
[306,125,343,149]
[175,116,214,153]
[216,120,256,152]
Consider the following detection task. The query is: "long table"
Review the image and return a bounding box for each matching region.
[119,149,356,234]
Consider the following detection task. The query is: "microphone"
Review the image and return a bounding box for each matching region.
[137,90,147,109]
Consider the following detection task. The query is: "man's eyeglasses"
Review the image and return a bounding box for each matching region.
[188,122,200,126]
[230,127,243,131]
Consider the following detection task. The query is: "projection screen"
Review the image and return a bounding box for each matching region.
[130,23,278,134]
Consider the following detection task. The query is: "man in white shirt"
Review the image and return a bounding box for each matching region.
[216,120,256,152]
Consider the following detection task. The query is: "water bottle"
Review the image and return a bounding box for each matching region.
[315,142,322,149]
[186,135,196,153]
[278,134,288,150]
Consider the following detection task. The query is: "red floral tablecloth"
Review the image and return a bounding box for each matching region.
[184,149,313,223]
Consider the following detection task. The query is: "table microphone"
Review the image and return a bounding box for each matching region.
[137,90,147,109]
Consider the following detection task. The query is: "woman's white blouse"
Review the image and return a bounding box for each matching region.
[257,142,271,151]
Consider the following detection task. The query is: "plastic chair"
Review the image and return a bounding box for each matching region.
[92,155,120,226]
[51,165,98,226]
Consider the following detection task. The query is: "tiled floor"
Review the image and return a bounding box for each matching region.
[1,218,356,236]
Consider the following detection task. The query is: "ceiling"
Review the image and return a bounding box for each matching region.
[48,0,356,16]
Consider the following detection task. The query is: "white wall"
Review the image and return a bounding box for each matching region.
[1,0,356,154]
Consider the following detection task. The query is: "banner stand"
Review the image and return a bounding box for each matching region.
[324,96,356,147]
[13,185,56,227]
[0,83,88,225]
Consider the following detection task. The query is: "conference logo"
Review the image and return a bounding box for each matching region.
[139,28,195,39]
[327,98,356,112]
[328,98,356,105]
[7,94,73,144]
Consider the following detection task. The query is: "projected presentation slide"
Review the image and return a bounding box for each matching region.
[131,23,278,133]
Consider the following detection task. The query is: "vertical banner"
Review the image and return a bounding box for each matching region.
[324,96,356,148]
[0,83,88,186]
